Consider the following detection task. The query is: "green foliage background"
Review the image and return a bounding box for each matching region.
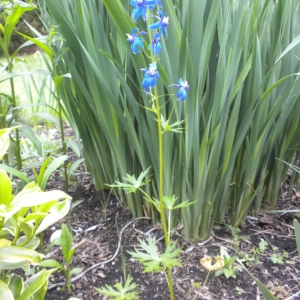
[0,0,45,54]
[36,0,300,241]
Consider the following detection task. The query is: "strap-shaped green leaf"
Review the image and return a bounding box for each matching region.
[294,219,300,259]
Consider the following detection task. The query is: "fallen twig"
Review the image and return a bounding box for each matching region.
[47,217,151,290]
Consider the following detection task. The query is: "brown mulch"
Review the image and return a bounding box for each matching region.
[28,125,300,299]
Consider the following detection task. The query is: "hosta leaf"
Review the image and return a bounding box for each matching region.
[0,280,14,300]
[17,269,55,300]
[0,170,13,206]
[10,189,71,209]
[0,128,17,161]
[0,246,43,270]
[0,239,11,247]
[16,237,40,250]
[8,274,23,299]
[36,199,71,234]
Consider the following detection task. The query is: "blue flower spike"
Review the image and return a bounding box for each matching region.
[130,0,156,22]
[148,35,161,56]
[149,10,169,39]
[141,63,160,92]
[169,78,189,101]
[126,28,147,54]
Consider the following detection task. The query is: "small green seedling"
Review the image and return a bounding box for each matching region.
[215,247,242,279]
[236,287,244,295]
[95,275,140,300]
[40,224,81,292]
[259,239,268,252]
[32,155,68,190]
[225,225,250,252]
[247,239,268,266]
[270,247,289,265]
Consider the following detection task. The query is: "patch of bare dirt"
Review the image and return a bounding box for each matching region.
[32,125,300,299]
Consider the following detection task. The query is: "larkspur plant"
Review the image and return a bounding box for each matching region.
[40,0,300,242]
[105,1,191,299]
[38,0,300,297]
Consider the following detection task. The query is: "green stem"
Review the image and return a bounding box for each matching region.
[138,187,153,203]
[147,11,174,300]
[57,92,68,193]
[203,270,211,286]
[168,209,171,241]
[53,62,69,193]
[39,232,44,254]
[155,87,174,300]
[8,60,22,170]
[11,227,20,245]
[0,96,9,165]
[155,89,169,242]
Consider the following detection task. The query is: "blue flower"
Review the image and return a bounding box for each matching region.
[155,0,163,7]
[141,63,160,92]
[148,36,161,56]
[126,28,147,54]
[130,0,156,22]
[149,10,169,39]
[169,79,189,101]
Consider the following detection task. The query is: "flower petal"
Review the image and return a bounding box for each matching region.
[141,63,159,91]
[176,88,187,101]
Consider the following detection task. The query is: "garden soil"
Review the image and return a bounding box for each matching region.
[37,125,300,300]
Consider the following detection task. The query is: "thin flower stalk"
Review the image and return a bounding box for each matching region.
[146,12,174,299]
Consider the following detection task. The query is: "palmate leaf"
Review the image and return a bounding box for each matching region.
[152,196,196,211]
[160,114,186,134]
[128,237,182,273]
[106,167,151,193]
[147,197,160,212]
[95,275,140,300]
[160,195,197,211]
